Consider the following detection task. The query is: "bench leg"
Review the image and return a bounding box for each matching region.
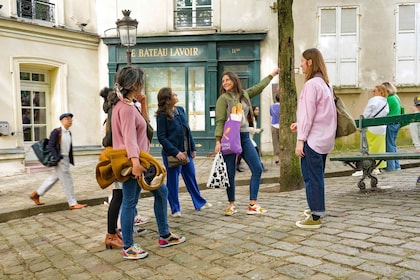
[356,159,378,190]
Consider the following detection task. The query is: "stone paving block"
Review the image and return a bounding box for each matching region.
[276,263,316,279]
[337,231,371,240]
[368,236,405,245]
[357,261,401,277]
[286,255,323,267]
[322,252,366,266]
[315,262,357,278]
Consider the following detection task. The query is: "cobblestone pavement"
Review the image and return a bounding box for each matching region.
[0,155,420,279]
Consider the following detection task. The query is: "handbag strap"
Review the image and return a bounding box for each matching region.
[373,103,387,118]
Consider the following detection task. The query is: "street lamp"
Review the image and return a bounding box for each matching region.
[116,10,138,65]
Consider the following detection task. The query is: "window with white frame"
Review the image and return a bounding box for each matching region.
[318,7,359,87]
[16,0,55,23]
[174,0,212,29]
[20,70,49,142]
[396,3,420,85]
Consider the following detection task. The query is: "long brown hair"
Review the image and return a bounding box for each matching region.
[302,48,329,84]
[219,71,250,106]
[155,87,175,120]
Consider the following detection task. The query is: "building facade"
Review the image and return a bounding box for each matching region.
[0,0,419,176]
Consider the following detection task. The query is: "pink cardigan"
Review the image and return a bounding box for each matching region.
[297,76,337,154]
[111,101,150,159]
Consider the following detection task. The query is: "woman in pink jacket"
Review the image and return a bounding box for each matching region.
[290,48,337,229]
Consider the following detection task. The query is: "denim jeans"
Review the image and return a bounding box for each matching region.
[300,142,327,217]
[224,132,263,202]
[163,154,207,214]
[385,124,401,170]
[121,177,170,248]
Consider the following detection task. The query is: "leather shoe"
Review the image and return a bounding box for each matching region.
[30,191,44,205]
[69,203,87,210]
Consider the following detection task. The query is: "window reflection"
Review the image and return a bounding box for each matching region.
[145,66,205,131]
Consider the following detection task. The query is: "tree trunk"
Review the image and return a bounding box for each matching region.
[277,0,304,191]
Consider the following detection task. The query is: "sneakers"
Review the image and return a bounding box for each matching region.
[224,204,238,216]
[296,215,322,229]
[199,203,213,211]
[172,212,182,217]
[303,209,311,217]
[133,226,147,237]
[416,176,420,187]
[351,170,363,177]
[372,169,381,175]
[122,244,149,260]
[158,233,186,248]
[247,204,268,215]
[134,215,149,226]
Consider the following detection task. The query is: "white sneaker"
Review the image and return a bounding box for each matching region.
[199,203,212,210]
[352,170,363,177]
[172,212,182,217]
[372,169,381,175]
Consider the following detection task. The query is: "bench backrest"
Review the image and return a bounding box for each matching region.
[355,113,420,128]
[355,112,420,155]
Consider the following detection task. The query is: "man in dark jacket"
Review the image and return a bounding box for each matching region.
[29,113,87,210]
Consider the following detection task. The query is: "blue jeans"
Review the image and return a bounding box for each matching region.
[385,124,401,170]
[224,132,262,202]
[300,142,327,217]
[121,177,170,248]
[163,154,207,214]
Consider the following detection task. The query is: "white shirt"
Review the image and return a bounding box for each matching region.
[60,126,71,156]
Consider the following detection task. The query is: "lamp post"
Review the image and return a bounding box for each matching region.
[116,10,138,65]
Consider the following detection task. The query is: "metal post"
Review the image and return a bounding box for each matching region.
[126,48,132,65]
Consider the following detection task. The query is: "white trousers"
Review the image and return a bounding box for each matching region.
[37,156,77,206]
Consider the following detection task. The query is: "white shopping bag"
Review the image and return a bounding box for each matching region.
[206,153,230,188]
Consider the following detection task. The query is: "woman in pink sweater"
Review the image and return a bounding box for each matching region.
[290,48,337,229]
[111,66,185,260]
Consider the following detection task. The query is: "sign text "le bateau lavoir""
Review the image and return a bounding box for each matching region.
[135,47,200,58]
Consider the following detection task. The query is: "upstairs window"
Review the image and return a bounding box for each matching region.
[175,0,213,29]
[318,7,359,87]
[16,0,55,23]
[396,3,420,85]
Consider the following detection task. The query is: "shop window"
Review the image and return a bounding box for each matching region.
[145,66,205,131]
[20,70,49,142]
[396,4,420,85]
[16,0,55,22]
[318,6,358,86]
[174,0,212,29]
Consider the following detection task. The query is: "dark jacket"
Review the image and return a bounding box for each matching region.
[156,106,196,157]
[48,127,74,165]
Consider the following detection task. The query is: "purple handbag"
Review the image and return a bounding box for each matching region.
[221,102,242,155]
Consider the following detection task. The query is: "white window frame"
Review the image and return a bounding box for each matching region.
[396,3,420,85]
[174,0,213,29]
[318,6,359,87]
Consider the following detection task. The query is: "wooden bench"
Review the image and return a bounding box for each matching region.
[330,112,420,190]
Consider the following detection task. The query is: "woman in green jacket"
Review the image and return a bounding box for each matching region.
[214,67,280,216]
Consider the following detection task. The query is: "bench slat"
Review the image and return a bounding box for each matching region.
[330,152,420,161]
[355,113,420,128]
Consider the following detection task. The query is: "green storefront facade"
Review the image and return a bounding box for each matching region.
[103,33,266,156]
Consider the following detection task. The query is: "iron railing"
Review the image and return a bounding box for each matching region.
[17,0,55,23]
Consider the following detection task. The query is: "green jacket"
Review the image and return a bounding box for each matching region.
[387,93,402,116]
[214,75,273,139]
